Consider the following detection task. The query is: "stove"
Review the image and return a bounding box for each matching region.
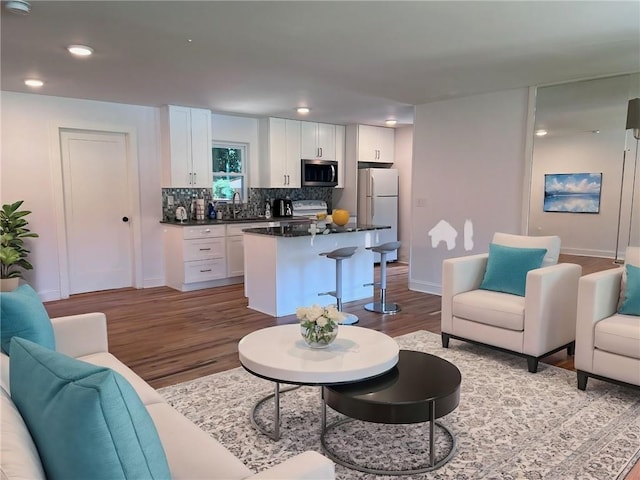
[292,200,328,219]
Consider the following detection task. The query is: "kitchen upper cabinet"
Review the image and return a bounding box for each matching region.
[258,117,301,188]
[300,122,336,160]
[161,105,213,187]
[335,125,345,188]
[357,124,395,164]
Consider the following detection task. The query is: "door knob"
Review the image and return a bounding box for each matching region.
[122,216,129,222]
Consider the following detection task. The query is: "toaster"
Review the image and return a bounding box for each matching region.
[272,198,293,217]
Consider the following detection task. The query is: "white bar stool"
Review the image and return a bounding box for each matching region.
[364,241,401,314]
[319,246,359,325]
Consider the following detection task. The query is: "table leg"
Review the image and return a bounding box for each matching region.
[429,401,435,466]
[321,387,326,433]
[249,382,299,441]
[274,382,280,440]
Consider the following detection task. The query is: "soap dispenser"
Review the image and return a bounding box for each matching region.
[264,199,272,219]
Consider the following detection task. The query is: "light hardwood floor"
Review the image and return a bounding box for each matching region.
[43,254,640,479]
[43,254,618,389]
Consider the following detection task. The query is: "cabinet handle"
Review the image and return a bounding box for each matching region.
[188,173,192,184]
[200,269,212,273]
[193,172,197,183]
[203,229,211,233]
[199,248,211,251]
[284,174,287,185]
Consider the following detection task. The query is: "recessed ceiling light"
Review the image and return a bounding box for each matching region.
[385,119,397,126]
[296,107,310,114]
[5,0,31,15]
[535,129,548,137]
[24,79,43,88]
[67,45,94,57]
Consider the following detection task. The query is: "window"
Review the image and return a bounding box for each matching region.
[212,143,247,201]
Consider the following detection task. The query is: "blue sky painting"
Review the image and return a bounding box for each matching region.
[544,173,602,213]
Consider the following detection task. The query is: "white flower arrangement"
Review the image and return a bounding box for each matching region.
[296,304,344,346]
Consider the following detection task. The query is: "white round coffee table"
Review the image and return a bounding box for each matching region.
[238,324,399,439]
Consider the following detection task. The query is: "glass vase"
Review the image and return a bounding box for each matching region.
[300,323,338,349]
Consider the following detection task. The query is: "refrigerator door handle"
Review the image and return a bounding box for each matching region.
[370,196,375,219]
[370,176,375,198]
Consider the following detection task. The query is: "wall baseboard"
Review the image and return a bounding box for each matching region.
[143,277,165,288]
[38,289,62,302]
[561,248,614,259]
[408,279,441,296]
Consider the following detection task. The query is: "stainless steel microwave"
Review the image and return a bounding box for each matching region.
[301,159,338,187]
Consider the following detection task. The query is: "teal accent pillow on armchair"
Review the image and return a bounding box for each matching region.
[618,263,640,316]
[0,284,54,355]
[479,243,548,296]
[9,337,171,480]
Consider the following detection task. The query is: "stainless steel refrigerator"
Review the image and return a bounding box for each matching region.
[358,168,398,262]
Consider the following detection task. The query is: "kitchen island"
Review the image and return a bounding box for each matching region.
[243,223,390,317]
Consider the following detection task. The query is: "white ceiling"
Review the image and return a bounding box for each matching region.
[1,1,639,127]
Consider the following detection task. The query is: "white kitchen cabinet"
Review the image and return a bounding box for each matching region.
[164,225,227,291]
[357,124,395,164]
[258,117,301,188]
[300,121,336,160]
[335,124,345,188]
[225,223,264,278]
[161,105,213,187]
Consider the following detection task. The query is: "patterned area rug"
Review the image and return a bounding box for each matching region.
[158,330,640,479]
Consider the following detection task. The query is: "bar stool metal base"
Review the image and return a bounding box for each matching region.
[364,301,401,314]
[339,313,359,325]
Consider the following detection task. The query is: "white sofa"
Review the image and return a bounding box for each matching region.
[1,312,335,480]
[575,247,640,390]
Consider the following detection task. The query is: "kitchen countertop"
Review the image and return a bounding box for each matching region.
[160,216,309,226]
[243,223,390,238]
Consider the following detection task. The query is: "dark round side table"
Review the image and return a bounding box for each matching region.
[321,349,461,475]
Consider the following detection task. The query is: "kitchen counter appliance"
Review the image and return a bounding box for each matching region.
[273,198,293,217]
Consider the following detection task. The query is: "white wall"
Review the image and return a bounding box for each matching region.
[393,125,413,263]
[409,88,529,294]
[1,92,163,300]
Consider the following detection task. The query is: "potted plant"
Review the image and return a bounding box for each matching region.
[0,200,39,291]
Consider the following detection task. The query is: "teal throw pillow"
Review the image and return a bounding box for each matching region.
[618,263,640,316]
[479,243,548,297]
[0,284,54,355]
[9,337,171,480]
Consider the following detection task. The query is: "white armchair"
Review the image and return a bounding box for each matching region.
[441,233,582,373]
[575,247,640,390]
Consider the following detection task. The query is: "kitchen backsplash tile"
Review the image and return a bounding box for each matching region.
[161,187,333,221]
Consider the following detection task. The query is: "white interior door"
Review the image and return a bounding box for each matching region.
[60,130,133,294]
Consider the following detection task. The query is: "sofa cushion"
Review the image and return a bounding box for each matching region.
[0,387,45,480]
[78,352,165,406]
[147,402,253,480]
[9,337,171,480]
[492,233,560,267]
[619,247,640,310]
[618,263,640,316]
[595,314,640,360]
[453,289,525,331]
[0,284,54,355]
[479,243,547,297]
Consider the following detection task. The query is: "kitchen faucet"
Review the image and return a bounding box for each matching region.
[232,191,241,219]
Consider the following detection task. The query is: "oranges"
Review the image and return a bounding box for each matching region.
[332,209,350,226]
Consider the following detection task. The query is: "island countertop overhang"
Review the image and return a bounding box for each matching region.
[242,223,390,238]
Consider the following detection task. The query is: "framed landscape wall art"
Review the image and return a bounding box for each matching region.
[543,173,602,213]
